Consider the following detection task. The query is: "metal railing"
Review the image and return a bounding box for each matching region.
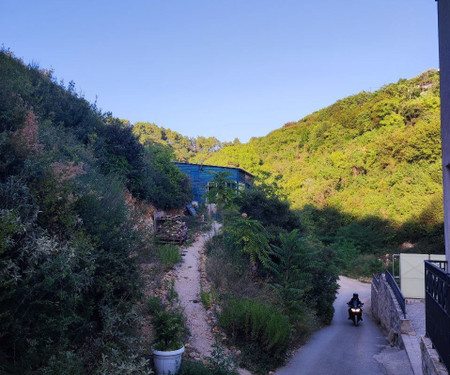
[385,270,406,318]
[428,260,448,273]
[425,260,450,372]
[372,273,381,290]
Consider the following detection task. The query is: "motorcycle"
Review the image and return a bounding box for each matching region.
[348,300,364,326]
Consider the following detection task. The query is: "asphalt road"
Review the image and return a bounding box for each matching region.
[276,276,412,375]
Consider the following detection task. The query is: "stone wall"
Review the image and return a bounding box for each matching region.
[421,336,448,375]
[371,273,412,348]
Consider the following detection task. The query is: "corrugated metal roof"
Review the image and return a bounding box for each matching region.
[173,162,254,177]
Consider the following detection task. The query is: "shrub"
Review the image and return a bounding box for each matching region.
[200,285,217,309]
[205,341,239,375]
[179,361,212,375]
[219,298,290,365]
[152,309,185,351]
[97,350,153,375]
[224,216,271,267]
[146,297,164,314]
[179,341,238,375]
[36,351,84,375]
[157,245,181,269]
[348,254,384,277]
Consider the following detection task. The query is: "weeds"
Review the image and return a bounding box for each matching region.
[179,340,238,375]
[157,245,181,269]
[219,298,290,370]
[200,285,217,309]
[167,278,178,306]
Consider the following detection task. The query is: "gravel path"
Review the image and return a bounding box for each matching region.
[174,222,221,358]
[173,222,252,375]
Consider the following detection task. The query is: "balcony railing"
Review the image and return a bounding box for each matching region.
[425,260,450,372]
[385,270,406,318]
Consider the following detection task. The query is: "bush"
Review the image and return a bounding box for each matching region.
[179,361,212,375]
[219,298,290,366]
[96,350,153,375]
[146,297,164,314]
[179,341,238,375]
[36,351,84,375]
[0,50,192,374]
[348,254,385,277]
[152,309,185,351]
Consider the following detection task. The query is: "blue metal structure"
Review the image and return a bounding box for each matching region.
[174,162,254,203]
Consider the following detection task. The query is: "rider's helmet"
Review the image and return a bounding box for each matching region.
[353,293,358,298]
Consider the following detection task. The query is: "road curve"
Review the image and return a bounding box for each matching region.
[276,276,412,375]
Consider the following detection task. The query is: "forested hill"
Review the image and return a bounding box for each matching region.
[0,50,191,372]
[127,70,443,252]
[202,70,444,252]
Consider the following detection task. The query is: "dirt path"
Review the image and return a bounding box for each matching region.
[174,222,252,375]
[174,222,221,358]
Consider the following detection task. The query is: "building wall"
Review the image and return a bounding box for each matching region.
[174,163,252,203]
[438,0,450,262]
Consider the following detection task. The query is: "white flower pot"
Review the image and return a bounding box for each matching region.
[152,346,185,375]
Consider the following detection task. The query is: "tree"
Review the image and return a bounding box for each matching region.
[267,229,313,314]
[225,215,271,267]
[204,171,238,214]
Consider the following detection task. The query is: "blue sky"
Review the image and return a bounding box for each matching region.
[1,0,439,143]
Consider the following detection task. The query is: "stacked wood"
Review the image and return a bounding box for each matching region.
[155,215,188,244]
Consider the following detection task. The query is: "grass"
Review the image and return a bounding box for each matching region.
[157,244,182,269]
[200,285,217,309]
[219,298,291,373]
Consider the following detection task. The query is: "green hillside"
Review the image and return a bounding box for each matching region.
[202,70,444,253]
[0,50,191,373]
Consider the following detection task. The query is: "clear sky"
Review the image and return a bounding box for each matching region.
[0,0,439,143]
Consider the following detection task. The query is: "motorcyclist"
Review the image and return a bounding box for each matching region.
[347,293,363,320]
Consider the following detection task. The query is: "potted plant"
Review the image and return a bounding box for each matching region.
[151,310,185,375]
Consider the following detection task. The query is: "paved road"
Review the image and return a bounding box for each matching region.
[276,276,413,375]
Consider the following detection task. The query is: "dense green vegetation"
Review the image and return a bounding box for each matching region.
[128,70,444,270]
[2,46,443,374]
[204,178,339,373]
[201,71,444,274]
[132,121,231,163]
[0,50,191,374]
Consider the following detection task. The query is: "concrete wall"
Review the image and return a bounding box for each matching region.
[371,273,412,348]
[438,0,450,263]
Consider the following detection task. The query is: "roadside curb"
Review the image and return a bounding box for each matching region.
[401,333,423,375]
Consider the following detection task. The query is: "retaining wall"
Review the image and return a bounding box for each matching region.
[421,336,449,375]
[371,273,412,348]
